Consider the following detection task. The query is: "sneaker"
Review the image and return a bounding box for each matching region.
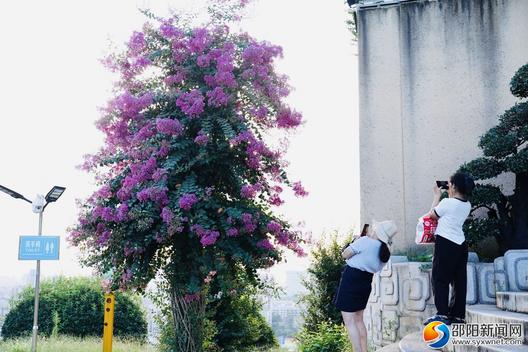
[423,315,451,326]
[449,317,466,324]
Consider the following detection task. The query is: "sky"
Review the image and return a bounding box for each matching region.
[0,0,359,287]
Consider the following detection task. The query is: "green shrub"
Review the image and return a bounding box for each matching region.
[1,277,147,340]
[297,321,352,352]
[299,232,352,332]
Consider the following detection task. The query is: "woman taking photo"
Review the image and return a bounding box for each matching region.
[424,172,475,325]
[333,220,397,352]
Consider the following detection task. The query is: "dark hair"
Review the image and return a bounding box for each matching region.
[378,240,390,263]
[450,172,475,199]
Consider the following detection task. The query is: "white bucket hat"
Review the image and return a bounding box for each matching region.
[372,220,398,246]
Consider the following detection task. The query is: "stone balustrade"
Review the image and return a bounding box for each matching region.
[365,250,528,350]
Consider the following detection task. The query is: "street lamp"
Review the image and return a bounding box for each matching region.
[0,184,66,352]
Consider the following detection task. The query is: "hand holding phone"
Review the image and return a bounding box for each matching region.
[436,181,449,190]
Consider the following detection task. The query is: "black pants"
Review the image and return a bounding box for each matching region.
[431,235,468,319]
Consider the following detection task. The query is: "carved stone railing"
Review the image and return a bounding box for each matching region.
[364,250,528,349]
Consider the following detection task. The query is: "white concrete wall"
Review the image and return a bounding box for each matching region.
[357,0,528,253]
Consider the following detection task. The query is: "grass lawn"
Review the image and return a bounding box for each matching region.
[0,336,156,352]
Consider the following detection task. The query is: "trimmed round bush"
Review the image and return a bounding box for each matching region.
[1,277,147,340]
[510,63,528,98]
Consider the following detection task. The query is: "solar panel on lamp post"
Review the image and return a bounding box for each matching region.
[0,184,66,352]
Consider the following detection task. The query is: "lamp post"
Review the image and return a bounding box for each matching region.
[0,184,65,352]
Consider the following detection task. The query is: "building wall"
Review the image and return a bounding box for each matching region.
[357,0,528,253]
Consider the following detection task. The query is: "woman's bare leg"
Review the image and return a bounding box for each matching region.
[353,310,368,352]
[342,311,363,352]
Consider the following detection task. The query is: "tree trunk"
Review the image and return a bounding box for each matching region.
[169,285,206,352]
[511,172,528,249]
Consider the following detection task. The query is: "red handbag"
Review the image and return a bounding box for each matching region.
[415,215,437,244]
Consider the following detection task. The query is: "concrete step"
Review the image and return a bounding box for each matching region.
[496,292,528,314]
[479,345,528,352]
[453,343,527,352]
[466,304,528,344]
[398,331,452,352]
[376,342,400,352]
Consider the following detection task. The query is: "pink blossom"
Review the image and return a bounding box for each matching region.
[204,270,217,283]
[160,22,182,39]
[165,72,185,86]
[161,207,173,224]
[266,221,281,234]
[96,185,112,199]
[257,239,275,251]
[205,186,214,197]
[276,108,302,129]
[206,87,230,107]
[179,193,198,210]
[171,39,189,64]
[152,168,168,182]
[227,228,239,237]
[97,230,112,246]
[116,204,129,222]
[201,230,220,246]
[270,194,284,206]
[197,54,211,68]
[189,28,210,54]
[176,89,205,118]
[293,181,309,197]
[156,118,183,135]
[240,183,262,199]
[101,207,115,222]
[242,213,257,233]
[194,131,209,145]
[128,31,146,54]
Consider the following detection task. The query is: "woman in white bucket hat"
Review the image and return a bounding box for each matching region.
[333,220,398,352]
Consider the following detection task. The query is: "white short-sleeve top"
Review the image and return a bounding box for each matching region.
[433,197,471,245]
[345,236,386,273]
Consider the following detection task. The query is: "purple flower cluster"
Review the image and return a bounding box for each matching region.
[276,108,302,129]
[266,221,281,234]
[227,228,239,237]
[176,89,205,118]
[189,28,210,54]
[192,224,220,246]
[179,193,198,210]
[240,183,262,199]
[116,204,129,222]
[194,131,209,145]
[241,213,257,233]
[161,207,173,224]
[230,131,275,169]
[257,239,275,251]
[160,21,183,39]
[292,181,308,197]
[117,157,158,201]
[109,91,153,121]
[128,31,146,54]
[156,118,183,136]
[206,87,230,107]
[164,72,186,86]
[136,186,169,206]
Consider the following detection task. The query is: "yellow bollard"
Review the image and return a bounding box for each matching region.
[103,293,115,352]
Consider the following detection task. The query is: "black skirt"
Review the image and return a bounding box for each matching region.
[333,265,374,312]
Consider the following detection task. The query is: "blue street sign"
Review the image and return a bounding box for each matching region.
[19,236,60,260]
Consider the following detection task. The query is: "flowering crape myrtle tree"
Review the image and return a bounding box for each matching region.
[69,4,308,351]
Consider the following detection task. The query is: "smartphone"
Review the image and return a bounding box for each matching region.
[436,181,449,190]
